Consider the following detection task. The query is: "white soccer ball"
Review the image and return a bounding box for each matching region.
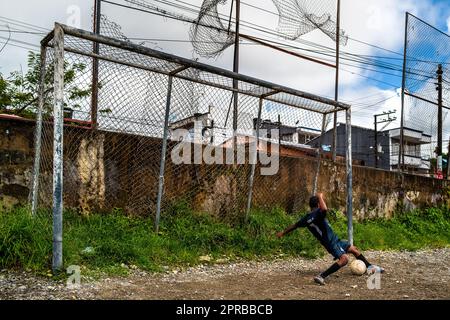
[350,260,367,276]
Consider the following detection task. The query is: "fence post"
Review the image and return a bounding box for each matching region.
[399,12,409,172]
[345,108,353,246]
[155,75,174,233]
[52,23,65,272]
[30,45,48,216]
[246,97,263,219]
[313,114,328,195]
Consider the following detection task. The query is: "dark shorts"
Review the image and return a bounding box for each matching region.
[326,240,351,260]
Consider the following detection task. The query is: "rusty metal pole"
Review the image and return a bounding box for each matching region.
[447,137,450,179]
[437,64,443,176]
[346,108,353,246]
[52,24,65,272]
[399,13,409,172]
[246,97,263,218]
[30,45,48,216]
[374,114,378,168]
[232,0,240,148]
[91,0,101,129]
[155,75,174,233]
[332,0,341,162]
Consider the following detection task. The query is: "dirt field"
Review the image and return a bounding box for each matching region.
[1,249,449,300]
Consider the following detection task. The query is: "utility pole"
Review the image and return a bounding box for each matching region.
[332,0,341,162]
[91,0,101,129]
[447,137,450,179]
[447,137,450,180]
[278,114,281,148]
[374,110,397,169]
[436,64,443,177]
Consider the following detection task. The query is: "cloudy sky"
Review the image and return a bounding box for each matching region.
[1,0,450,136]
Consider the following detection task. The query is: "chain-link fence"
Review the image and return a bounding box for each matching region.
[400,13,450,177]
[30,23,351,269]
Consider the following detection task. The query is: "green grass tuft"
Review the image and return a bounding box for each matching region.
[0,205,449,275]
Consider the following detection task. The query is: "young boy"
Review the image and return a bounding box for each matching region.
[277,193,384,285]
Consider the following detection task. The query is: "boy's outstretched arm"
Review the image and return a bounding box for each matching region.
[317,192,327,211]
[276,223,299,238]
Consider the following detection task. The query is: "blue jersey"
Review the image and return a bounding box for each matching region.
[295,208,340,252]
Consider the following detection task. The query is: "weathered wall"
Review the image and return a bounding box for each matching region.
[0,117,448,219]
[0,117,35,211]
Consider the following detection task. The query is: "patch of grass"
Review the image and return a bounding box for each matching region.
[330,207,450,251]
[0,205,449,275]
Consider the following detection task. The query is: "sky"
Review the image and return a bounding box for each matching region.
[1,0,450,140]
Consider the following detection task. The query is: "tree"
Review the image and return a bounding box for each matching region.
[0,51,92,118]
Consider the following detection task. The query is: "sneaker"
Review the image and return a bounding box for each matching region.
[314,275,325,285]
[367,265,385,275]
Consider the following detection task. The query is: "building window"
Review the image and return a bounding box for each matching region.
[392,143,399,156]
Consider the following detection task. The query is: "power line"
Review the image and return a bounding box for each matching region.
[106,0,438,83]
[0,25,11,55]
[0,29,45,35]
[0,40,39,53]
[0,35,40,49]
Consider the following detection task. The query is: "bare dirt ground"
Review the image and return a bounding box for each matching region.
[1,249,449,300]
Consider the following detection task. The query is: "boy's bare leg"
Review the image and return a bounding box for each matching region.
[347,245,371,267]
[348,245,385,274]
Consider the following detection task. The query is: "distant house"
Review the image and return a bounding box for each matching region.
[252,119,321,145]
[388,127,431,174]
[220,134,318,159]
[169,111,214,144]
[308,123,390,170]
[217,119,320,158]
[307,123,431,174]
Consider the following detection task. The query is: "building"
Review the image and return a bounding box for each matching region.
[220,134,318,159]
[252,119,321,144]
[308,123,391,170]
[217,119,320,158]
[388,127,431,174]
[169,111,214,144]
[307,123,432,173]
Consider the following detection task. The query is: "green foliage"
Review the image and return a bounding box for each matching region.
[0,51,91,118]
[0,208,52,271]
[0,205,449,276]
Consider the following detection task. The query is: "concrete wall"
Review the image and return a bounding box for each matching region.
[0,117,448,219]
[0,117,35,211]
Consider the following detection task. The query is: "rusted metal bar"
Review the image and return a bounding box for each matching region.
[60,45,327,113]
[91,0,101,129]
[40,30,55,47]
[332,0,341,162]
[59,24,349,111]
[404,91,450,110]
[232,0,240,152]
[30,45,48,216]
[239,33,336,69]
[155,74,174,233]
[246,97,263,219]
[346,108,353,246]
[399,13,409,172]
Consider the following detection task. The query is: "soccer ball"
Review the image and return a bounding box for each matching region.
[350,260,367,276]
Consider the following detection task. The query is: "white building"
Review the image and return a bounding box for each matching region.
[388,127,432,174]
